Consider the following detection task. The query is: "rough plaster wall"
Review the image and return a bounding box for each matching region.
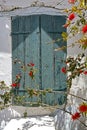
[0,0,69,9]
[55,74,87,130]
[0,17,11,85]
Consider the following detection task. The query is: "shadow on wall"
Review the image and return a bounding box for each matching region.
[3,116,54,130]
[0,106,55,130]
[55,74,87,130]
[0,107,20,130]
[11,15,66,51]
[0,17,11,53]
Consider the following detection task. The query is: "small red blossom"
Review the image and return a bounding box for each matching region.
[83,70,87,75]
[82,24,87,33]
[29,71,34,79]
[68,0,75,4]
[11,83,17,87]
[72,112,80,120]
[61,67,67,74]
[68,13,75,21]
[29,71,34,78]
[27,63,35,67]
[11,83,20,87]
[79,104,87,112]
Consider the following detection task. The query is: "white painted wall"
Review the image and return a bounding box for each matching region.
[0,17,11,85]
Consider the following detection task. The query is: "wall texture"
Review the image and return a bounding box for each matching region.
[55,74,87,130]
[0,17,11,85]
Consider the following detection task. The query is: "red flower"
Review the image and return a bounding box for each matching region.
[27,63,35,67]
[83,70,87,75]
[82,24,87,33]
[68,0,75,4]
[78,104,87,112]
[72,112,80,120]
[11,83,20,87]
[29,71,33,77]
[68,13,75,20]
[11,83,17,87]
[61,67,67,74]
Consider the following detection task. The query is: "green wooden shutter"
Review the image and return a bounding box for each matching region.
[11,16,26,97]
[41,15,67,105]
[11,16,40,104]
[11,15,67,106]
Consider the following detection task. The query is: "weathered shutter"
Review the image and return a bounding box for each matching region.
[11,15,67,106]
[41,15,67,105]
[12,16,26,97]
[11,16,40,104]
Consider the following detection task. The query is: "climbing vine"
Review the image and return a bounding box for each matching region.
[59,0,87,126]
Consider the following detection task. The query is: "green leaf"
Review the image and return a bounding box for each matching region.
[61,32,68,41]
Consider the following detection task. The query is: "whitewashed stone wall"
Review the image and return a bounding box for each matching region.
[55,31,87,130]
[0,17,11,85]
[55,74,87,130]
